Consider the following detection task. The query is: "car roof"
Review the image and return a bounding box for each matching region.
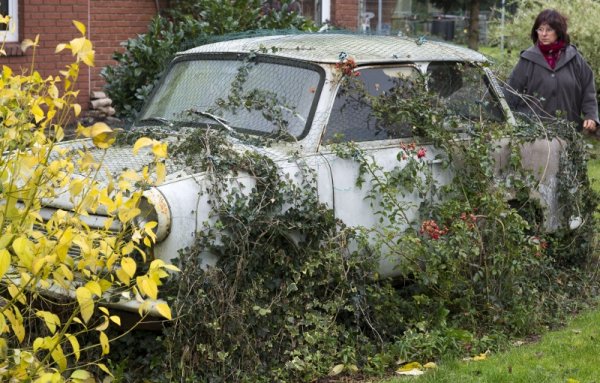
[180,33,488,64]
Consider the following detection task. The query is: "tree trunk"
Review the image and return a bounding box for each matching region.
[467,0,480,50]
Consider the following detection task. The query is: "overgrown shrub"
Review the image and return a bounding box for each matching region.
[101,0,315,122]
[153,128,473,382]
[113,59,598,382]
[333,72,597,335]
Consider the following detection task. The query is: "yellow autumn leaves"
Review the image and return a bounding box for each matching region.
[0,21,176,381]
[55,21,95,67]
[0,249,10,281]
[396,361,437,376]
[392,352,490,377]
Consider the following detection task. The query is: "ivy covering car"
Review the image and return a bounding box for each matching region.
[43,34,592,313]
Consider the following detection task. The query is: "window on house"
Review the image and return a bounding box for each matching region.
[0,0,19,43]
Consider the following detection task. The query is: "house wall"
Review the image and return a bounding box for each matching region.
[364,0,398,33]
[1,0,165,111]
[331,0,359,29]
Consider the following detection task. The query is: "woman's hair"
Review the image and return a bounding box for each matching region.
[531,9,570,44]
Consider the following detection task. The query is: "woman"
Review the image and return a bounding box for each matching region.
[507,9,599,133]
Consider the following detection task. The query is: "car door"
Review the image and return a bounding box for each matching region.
[316,63,506,276]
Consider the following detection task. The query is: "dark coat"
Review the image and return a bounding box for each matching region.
[507,44,599,129]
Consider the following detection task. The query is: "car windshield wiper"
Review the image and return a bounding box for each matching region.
[186,109,234,132]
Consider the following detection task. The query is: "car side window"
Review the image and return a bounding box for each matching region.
[323,66,419,144]
[427,62,504,123]
[322,63,505,144]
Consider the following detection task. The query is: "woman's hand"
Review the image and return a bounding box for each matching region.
[583,119,597,132]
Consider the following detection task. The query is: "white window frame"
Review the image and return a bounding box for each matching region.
[1,0,19,43]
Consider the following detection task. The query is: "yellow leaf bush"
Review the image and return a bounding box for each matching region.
[0,20,175,381]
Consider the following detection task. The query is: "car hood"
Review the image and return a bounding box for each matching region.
[59,136,294,183]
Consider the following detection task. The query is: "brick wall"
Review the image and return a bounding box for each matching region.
[331,0,359,30]
[90,0,169,93]
[1,0,165,110]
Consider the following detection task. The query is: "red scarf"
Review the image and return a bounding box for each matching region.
[537,40,566,69]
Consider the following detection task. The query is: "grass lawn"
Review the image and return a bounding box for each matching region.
[586,135,600,190]
[381,308,600,382]
[381,136,600,383]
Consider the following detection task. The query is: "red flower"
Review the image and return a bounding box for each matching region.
[417,148,426,158]
[420,219,447,240]
[336,56,358,77]
[460,212,477,229]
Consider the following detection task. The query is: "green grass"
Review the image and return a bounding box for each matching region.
[586,135,600,191]
[382,308,600,382]
[381,136,600,383]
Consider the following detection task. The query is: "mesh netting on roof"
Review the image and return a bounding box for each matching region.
[181,32,487,64]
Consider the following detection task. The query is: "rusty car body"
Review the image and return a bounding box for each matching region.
[42,34,569,312]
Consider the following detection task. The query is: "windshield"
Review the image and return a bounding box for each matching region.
[138,56,324,139]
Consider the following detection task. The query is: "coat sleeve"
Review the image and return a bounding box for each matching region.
[578,55,600,125]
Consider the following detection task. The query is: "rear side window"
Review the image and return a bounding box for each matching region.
[427,62,504,124]
[323,63,504,144]
[323,66,419,143]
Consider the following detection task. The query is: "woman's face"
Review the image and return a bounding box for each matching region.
[536,23,558,45]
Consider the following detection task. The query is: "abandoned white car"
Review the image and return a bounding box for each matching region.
[43,34,577,312]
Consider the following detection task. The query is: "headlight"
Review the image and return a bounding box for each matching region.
[134,188,171,242]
